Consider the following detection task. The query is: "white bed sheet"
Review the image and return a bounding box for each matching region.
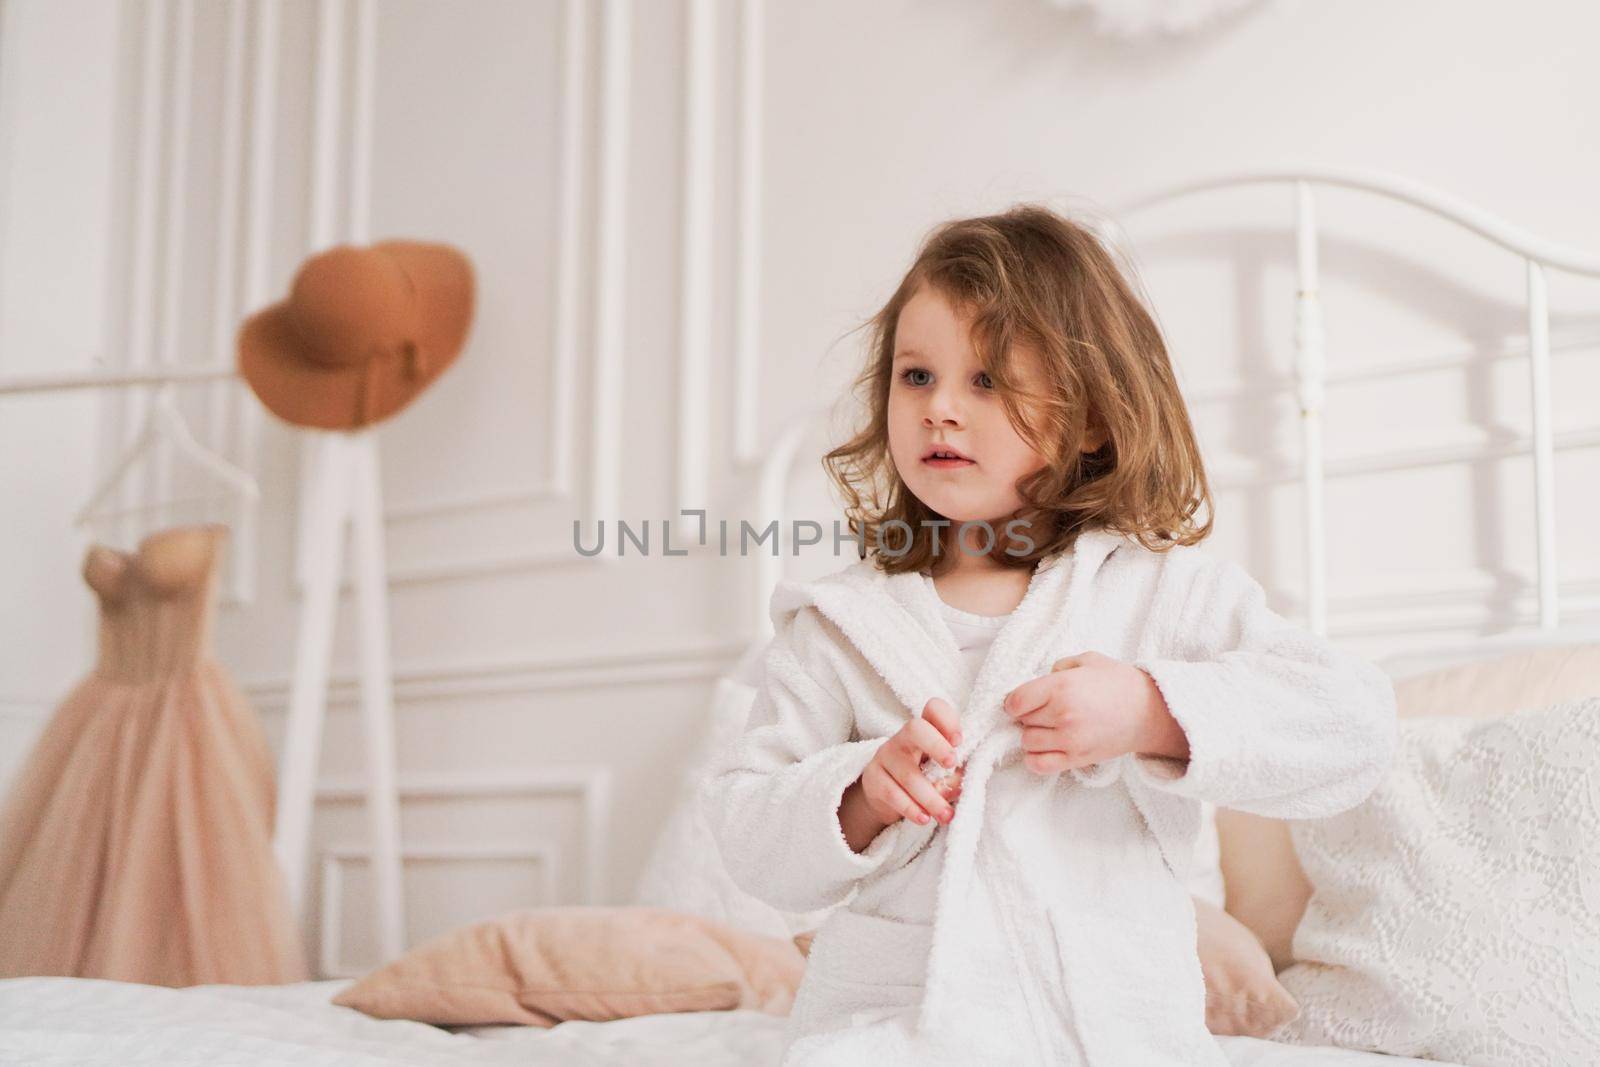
[0,976,1464,1066]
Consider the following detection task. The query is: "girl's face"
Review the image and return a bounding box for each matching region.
[886,285,1051,529]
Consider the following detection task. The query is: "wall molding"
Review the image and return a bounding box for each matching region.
[13,565,1600,726]
[316,766,610,924]
[587,0,628,534]
[371,0,768,581]
[677,0,715,511]
[207,0,256,605]
[243,636,745,708]
[239,568,1600,713]
[381,0,588,523]
[289,0,621,592]
[277,0,800,587]
[287,0,347,595]
[92,0,261,607]
[106,0,163,546]
[733,0,765,464]
[382,485,559,525]
[547,0,588,504]
[383,540,584,586]
[384,524,746,587]
[317,840,557,977]
[227,0,278,606]
[148,0,194,519]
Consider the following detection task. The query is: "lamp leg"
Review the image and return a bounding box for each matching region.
[349,429,406,961]
[273,432,352,934]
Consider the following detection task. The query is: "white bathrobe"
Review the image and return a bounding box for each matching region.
[699,525,1398,1065]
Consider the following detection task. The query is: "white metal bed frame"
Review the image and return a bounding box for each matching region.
[752,168,1600,665]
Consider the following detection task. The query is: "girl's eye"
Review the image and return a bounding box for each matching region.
[899,368,932,387]
[975,372,994,390]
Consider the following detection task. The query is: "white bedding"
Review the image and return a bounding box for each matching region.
[0,976,1463,1066]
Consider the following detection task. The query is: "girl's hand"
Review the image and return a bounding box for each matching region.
[1001,651,1178,774]
[858,697,966,827]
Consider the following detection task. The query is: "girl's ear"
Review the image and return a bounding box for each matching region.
[1078,415,1108,454]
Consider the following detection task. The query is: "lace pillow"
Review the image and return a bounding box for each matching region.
[1269,697,1600,1066]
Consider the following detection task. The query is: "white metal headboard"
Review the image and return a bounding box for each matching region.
[750,409,828,645]
[750,169,1600,664]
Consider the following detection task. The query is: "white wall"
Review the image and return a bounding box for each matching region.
[2,0,1597,974]
[0,0,120,784]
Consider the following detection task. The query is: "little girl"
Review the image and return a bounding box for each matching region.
[700,205,1398,1066]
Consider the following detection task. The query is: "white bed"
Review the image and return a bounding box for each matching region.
[0,976,1451,1067]
[3,168,1596,1065]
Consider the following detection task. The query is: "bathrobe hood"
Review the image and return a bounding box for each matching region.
[704,525,1398,1065]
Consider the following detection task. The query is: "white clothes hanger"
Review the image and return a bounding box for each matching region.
[75,384,260,529]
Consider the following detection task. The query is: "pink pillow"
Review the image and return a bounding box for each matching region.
[332,906,806,1027]
[1391,642,1600,719]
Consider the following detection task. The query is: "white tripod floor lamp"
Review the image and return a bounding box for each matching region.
[271,428,405,965]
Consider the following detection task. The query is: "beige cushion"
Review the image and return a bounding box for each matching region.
[794,895,1297,1037]
[1390,642,1600,719]
[332,906,806,1027]
[1218,642,1600,973]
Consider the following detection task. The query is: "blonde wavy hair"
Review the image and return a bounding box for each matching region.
[823,203,1213,576]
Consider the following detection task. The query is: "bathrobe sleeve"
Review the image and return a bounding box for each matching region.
[697,604,919,914]
[1125,553,1398,819]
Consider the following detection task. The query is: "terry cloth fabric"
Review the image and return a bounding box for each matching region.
[699,526,1398,1066]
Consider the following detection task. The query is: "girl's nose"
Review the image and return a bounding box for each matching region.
[923,386,964,427]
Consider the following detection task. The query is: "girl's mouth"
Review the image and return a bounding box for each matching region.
[928,447,972,470]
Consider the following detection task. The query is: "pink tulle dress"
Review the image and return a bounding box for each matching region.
[0,523,307,985]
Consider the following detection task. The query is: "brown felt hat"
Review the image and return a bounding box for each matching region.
[237,239,475,430]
